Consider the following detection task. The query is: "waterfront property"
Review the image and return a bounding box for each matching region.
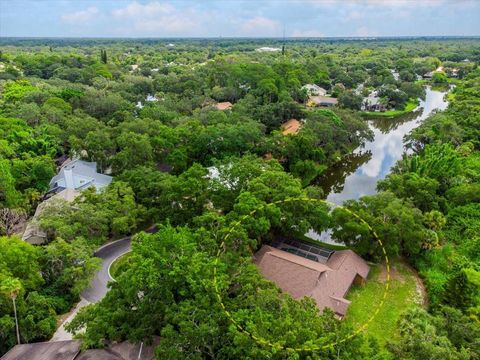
[254,239,369,317]
[362,91,387,112]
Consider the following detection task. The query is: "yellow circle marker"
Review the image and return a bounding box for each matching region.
[212,197,390,352]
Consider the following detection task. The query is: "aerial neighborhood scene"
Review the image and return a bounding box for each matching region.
[0,1,480,359]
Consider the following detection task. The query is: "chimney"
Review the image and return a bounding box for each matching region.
[64,169,75,189]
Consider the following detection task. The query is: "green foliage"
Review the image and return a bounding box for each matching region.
[1,80,35,102]
[387,307,474,359]
[332,192,434,260]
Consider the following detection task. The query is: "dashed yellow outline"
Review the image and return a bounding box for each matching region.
[212,197,390,352]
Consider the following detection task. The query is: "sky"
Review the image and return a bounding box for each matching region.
[0,0,479,38]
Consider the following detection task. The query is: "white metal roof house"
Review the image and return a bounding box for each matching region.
[302,84,327,96]
[48,159,112,194]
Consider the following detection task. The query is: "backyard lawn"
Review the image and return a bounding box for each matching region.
[344,260,424,345]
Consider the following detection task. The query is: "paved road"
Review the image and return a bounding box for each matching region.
[82,237,132,302]
[51,226,157,341]
[51,237,132,341]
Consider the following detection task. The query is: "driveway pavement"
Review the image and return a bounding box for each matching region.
[51,237,132,341]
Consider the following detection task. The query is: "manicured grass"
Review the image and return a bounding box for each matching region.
[344,260,423,345]
[109,252,131,280]
[361,98,419,119]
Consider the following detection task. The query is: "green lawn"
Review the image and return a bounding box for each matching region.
[344,260,424,345]
[361,98,419,119]
[109,252,131,280]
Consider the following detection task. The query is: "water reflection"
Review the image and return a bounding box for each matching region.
[308,86,449,244]
[317,151,372,197]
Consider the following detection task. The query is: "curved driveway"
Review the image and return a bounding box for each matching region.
[52,226,156,341]
[82,237,132,302]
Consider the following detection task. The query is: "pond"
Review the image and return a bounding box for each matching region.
[307,86,450,244]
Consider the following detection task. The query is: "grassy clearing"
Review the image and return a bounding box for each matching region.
[109,252,131,280]
[361,98,419,119]
[344,260,423,345]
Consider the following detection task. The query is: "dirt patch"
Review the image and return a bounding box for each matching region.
[377,260,428,307]
[403,261,429,308]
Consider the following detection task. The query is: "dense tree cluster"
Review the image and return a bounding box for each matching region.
[0,38,479,358]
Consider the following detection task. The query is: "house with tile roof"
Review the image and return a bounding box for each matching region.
[254,240,369,317]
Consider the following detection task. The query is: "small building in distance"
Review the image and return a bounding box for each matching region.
[302,84,327,97]
[362,91,386,112]
[255,47,281,52]
[423,71,434,79]
[48,159,112,195]
[308,95,338,107]
[254,239,369,318]
[281,119,302,135]
[215,101,233,111]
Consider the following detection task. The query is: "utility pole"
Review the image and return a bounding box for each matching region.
[12,292,20,344]
[282,24,286,56]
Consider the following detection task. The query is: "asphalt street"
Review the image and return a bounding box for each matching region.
[81,237,132,302]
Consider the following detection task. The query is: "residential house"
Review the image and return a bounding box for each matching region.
[215,101,233,111]
[308,95,338,107]
[22,159,113,244]
[254,239,369,317]
[423,71,434,79]
[362,91,386,112]
[302,84,327,97]
[281,119,302,135]
[48,159,112,195]
[1,338,160,360]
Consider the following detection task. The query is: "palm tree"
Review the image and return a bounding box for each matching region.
[0,278,23,344]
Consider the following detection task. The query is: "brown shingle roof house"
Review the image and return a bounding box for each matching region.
[281,119,302,135]
[215,101,233,111]
[1,338,160,360]
[254,243,369,317]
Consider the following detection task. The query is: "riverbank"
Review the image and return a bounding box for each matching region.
[360,98,418,119]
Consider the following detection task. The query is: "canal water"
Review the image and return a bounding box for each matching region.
[307,86,450,243]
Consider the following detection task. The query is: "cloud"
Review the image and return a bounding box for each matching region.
[241,16,280,36]
[61,6,99,25]
[109,1,209,35]
[355,26,380,37]
[112,1,175,18]
[346,10,364,20]
[291,29,325,37]
[361,0,444,7]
